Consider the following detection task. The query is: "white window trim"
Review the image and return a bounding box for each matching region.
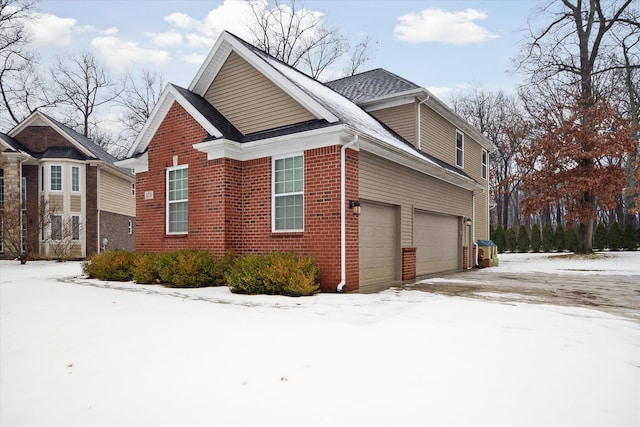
[50,214,63,241]
[455,130,464,168]
[481,149,488,180]
[272,153,304,233]
[49,164,63,192]
[128,220,133,235]
[71,165,81,193]
[166,164,188,235]
[71,214,81,240]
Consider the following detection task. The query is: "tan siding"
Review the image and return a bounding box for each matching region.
[359,151,472,249]
[370,103,416,147]
[205,51,315,134]
[422,105,455,164]
[465,136,483,183]
[70,195,82,212]
[48,194,64,212]
[475,192,489,242]
[99,170,135,217]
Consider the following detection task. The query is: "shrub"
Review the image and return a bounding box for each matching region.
[530,224,541,253]
[541,223,554,252]
[505,227,517,252]
[565,226,578,252]
[516,225,530,253]
[493,225,506,253]
[622,223,638,251]
[608,222,622,251]
[554,225,565,252]
[158,249,224,288]
[226,252,319,297]
[132,252,160,284]
[82,250,136,281]
[593,222,608,251]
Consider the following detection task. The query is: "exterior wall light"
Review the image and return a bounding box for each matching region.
[465,217,472,226]
[349,200,361,217]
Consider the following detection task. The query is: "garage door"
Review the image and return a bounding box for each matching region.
[414,211,459,275]
[359,202,397,288]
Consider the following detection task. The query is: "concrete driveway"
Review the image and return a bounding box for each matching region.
[402,256,640,323]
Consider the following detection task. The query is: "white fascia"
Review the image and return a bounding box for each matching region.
[114,152,148,174]
[193,125,351,161]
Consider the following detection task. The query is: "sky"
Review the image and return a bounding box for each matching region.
[29,0,546,100]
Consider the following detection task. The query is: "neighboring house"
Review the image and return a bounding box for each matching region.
[0,111,135,260]
[118,31,495,292]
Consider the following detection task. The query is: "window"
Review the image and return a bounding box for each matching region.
[481,149,488,180]
[50,215,63,240]
[128,220,133,235]
[71,166,80,192]
[455,130,464,168]
[131,183,136,196]
[273,155,303,231]
[41,166,44,192]
[71,215,80,240]
[0,169,4,207]
[21,177,26,210]
[166,166,188,234]
[50,165,62,191]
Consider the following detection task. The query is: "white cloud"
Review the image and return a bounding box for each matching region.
[144,31,184,47]
[28,12,77,48]
[426,86,452,98]
[395,8,498,45]
[91,36,171,69]
[182,53,207,65]
[185,33,215,49]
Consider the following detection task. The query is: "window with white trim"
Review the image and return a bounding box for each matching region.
[166,165,188,234]
[131,183,135,196]
[71,166,80,192]
[50,215,63,240]
[50,165,62,192]
[71,215,80,240]
[273,155,304,231]
[21,177,26,211]
[481,149,488,180]
[40,166,44,192]
[455,130,464,168]
[128,220,133,235]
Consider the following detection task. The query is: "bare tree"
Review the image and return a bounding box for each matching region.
[248,0,372,80]
[51,52,120,137]
[516,0,640,253]
[116,69,164,146]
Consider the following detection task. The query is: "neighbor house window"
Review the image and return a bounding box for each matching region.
[71,215,80,240]
[481,149,488,180]
[128,220,133,235]
[166,165,188,234]
[21,177,26,210]
[50,165,62,192]
[273,154,304,231]
[50,215,63,240]
[131,183,135,196]
[71,166,80,192]
[41,166,44,191]
[455,130,464,168]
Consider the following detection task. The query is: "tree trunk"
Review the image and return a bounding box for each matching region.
[576,220,594,254]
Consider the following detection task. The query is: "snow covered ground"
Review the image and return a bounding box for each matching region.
[1,252,639,426]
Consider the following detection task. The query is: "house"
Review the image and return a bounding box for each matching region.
[0,111,136,260]
[118,31,495,292]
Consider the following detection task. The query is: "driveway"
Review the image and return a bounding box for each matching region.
[402,255,640,323]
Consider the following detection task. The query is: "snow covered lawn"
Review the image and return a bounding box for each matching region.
[1,253,639,426]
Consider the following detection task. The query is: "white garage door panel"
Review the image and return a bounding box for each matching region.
[415,212,458,275]
[359,202,396,287]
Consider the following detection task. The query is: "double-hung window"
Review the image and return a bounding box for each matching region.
[455,130,464,168]
[167,165,188,234]
[481,149,488,180]
[50,215,63,240]
[273,155,303,232]
[71,215,80,240]
[71,166,80,192]
[50,165,62,192]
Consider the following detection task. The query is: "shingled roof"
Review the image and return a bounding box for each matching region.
[325,69,421,103]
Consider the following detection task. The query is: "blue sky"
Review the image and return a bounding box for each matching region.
[32,0,544,99]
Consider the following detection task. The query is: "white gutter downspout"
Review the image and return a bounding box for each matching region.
[416,95,430,150]
[337,134,359,293]
[472,188,486,267]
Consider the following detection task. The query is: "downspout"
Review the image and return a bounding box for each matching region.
[416,95,430,150]
[472,188,486,267]
[337,134,359,293]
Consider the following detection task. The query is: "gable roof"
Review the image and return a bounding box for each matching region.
[325,69,421,103]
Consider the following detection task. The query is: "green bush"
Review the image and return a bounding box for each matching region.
[565,226,578,252]
[158,249,224,288]
[530,224,541,253]
[493,225,506,253]
[593,222,608,251]
[82,250,137,281]
[226,252,319,296]
[608,222,622,251]
[516,225,530,253]
[541,223,554,252]
[132,252,160,284]
[505,228,517,252]
[622,223,638,251]
[554,225,565,252]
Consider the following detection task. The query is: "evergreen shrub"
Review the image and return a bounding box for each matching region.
[593,222,608,251]
[158,249,224,288]
[565,226,578,252]
[622,223,638,250]
[82,250,137,281]
[493,225,506,253]
[608,222,622,251]
[132,252,160,284]
[541,223,554,252]
[505,228,517,252]
[517,225,530,253]
[554,225,565,252]
[226,252,319,296]
[530,224,541,253]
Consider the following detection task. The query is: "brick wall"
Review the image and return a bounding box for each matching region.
[15,126,76,154]
[135,101,360,292]
[86,166,98,257]
[402,247,416,281]
[99,210,135,251]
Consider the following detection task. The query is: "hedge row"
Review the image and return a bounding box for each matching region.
[82,249,319,296]
[490,222,639,253]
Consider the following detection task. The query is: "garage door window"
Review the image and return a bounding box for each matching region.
[273,154,303,232]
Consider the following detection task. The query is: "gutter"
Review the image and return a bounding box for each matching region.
[337,134,359,293]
